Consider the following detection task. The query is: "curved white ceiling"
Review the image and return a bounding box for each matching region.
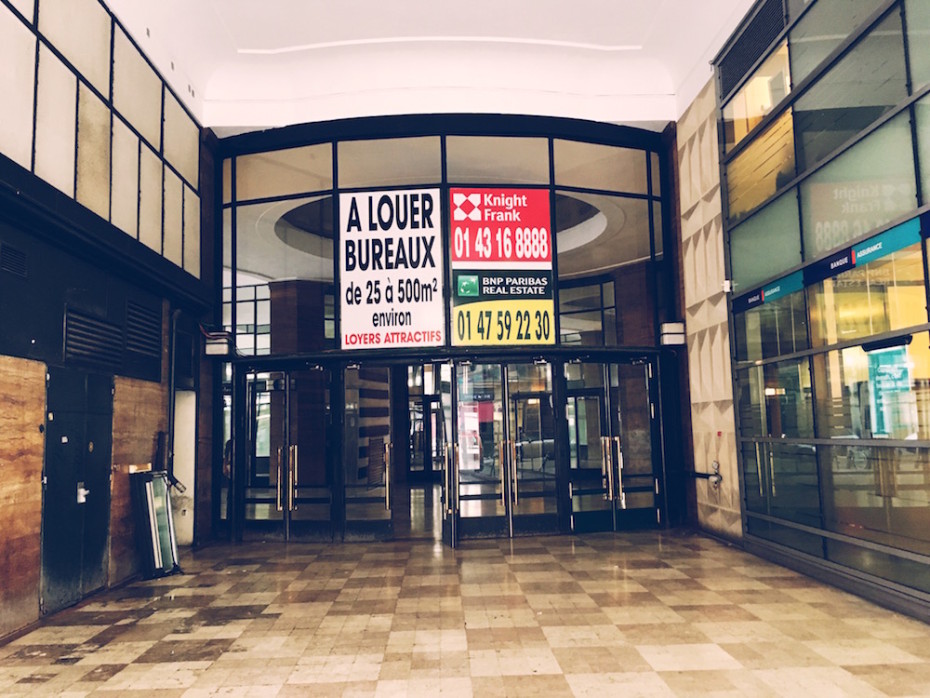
[105,0,756,134]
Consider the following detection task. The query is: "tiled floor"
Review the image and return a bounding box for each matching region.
[4,530,930,696]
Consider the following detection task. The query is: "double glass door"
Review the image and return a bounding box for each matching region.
[242,368,333,539]
[443,362,559,544]
[565,361,660,532]
[230,356,662,544]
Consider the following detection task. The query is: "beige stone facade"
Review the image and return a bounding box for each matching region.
[678,78,741,540]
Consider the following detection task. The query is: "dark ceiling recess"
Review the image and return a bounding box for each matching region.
[278,196,335,239]
[555,194,600,232]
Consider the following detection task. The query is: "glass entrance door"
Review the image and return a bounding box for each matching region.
[243,368,333,539]
[448,361,559,542]
[343,365,394,539]
[566,361,660,532]
[407,364,445,483]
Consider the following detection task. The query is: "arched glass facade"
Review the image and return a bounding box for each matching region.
[218,115,681,545]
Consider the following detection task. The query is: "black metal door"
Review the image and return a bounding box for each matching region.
[41,368,113,614]
[82,373,114,593]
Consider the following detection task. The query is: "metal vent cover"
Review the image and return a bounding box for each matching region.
[719,0,785,101]
[125,301,162,358]
[64,308,123,369]
[0,243,27,278]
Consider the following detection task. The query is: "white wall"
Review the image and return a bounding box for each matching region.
[172,390,197,545]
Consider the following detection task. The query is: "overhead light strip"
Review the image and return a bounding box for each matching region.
[239,37,643,55]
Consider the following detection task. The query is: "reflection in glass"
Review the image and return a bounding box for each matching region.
[811,332,930,440]
[554,140,648,194]
[824,445,930,561]
[789,0,885,85]
[555,191,651,278]
[734,291,809,362]
[808,243,925,347]
[446,136,549,185]
[338,137,441,188]
[800,112,917,259]
[457,363,504,518]
[907,0,930,92]
[793,11,907,173]
[236,144,333,202]
[344,367,391,524]
[723,41,790,153]
[231,196,335,354]
[912,93,930,205]
[559,282,616,346]
[726,109,795,222]
[738,359,815,438]
[729,191,802,292]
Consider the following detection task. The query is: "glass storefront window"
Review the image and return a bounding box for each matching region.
[793,11,907,173]
[729,191,802,293]
[232,195,335,354]
[738,358,815,438]
[556,192,651,279]
[338,137,441,188]
[789,0,885,86]
[811,331,930,440]
[559,282,616,346]
[742,442,822,526]
[800,111,917,259]
[446,136,549,185]
[553,140,648,195]
[734,290,809,362]
[912,93,930,205]
[726,109,795,223]
[824,445,930,561]
[236,144,333,202]
[808,239,925,347]
[722,41,791,153]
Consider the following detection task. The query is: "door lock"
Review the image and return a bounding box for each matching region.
[77,482,90,504]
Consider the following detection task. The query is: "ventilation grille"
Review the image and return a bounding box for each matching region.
[126,301,162,358]
[719,0,785,100]
[64,308,123,369]
[0,244,27,278]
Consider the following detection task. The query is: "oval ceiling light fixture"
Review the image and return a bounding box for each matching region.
[238,36,643,55]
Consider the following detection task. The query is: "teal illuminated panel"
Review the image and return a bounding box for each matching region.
[762,271,804,303]
[853,217,921,265]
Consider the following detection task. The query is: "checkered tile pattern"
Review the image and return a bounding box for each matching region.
[3,531,930,696]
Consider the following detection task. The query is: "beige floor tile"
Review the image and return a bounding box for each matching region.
[565,671,676,697]
[636,643,742,672]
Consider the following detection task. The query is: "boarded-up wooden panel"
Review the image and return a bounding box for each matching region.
[109,375,167,585]
[0,356,46,638]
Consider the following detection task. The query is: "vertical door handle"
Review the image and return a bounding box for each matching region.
[288,445,297,511]
[276,447,284,512]
[604,437,615,502]
[444,444,452,514]
[384,441,391,511]
[768,447,776,498]
[601,436,610,500]
[499,441,507,506]
[510,440,518,505]
[613,436,626,509]
[453,443,460,512]
[754,443,764,497]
